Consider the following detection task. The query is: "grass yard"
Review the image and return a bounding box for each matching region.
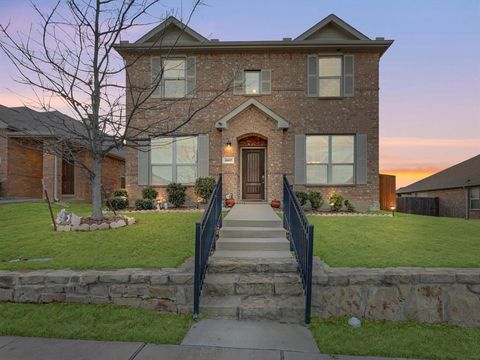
[0,202,201,270]
[311,317,480,360]
[0,303,193,344]
[309,213,480,268]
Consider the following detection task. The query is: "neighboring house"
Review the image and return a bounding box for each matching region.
[397,154,480,219]
[114,14,393,211]
[0,105,125,201]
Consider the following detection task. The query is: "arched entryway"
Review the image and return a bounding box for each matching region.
[238,134,267,201]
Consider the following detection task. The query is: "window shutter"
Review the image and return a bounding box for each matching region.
[151,57,162,97]
[186,56,196,98]
[356,134,367,184]
[197,134,209,178]
[233,69,244,95]
[294,134,307,184]
[344,55,354,97]
[307,55,318,97]
[138,140,151,185]
[260,69,272,94]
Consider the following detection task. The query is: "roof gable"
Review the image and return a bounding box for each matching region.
[295,14,370,41]
[215,99,289,130]
[135,16,207,44]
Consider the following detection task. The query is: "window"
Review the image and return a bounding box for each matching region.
[318,56,342,97]
[163,59,186,98]
[471,187,480,210]
[306,135,355,184]
[245,71,260,94]
[150,136,197,185]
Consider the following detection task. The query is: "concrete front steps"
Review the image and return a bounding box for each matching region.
[200,204,305,323]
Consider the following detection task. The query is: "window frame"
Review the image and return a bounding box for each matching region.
[470,187,480,210]
[244,70,261,95]
[318,55,343,98]
[150,136,198,185]
[151,57,187,99]
[306,134,356,185]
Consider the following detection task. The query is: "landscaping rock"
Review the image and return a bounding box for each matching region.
[70,213,81,226]
[110,219,126,229]
[365,287,402,321]
[89,223,99,231]
[150,272,169,285]
[447,285,480,327]
[406,285,444,323]
[98,222,110,230]
[315,286,365,318]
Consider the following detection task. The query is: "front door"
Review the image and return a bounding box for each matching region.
[62,158,75,195]
[242,149,265,200]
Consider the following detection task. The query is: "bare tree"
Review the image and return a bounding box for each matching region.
[0,0,229,219]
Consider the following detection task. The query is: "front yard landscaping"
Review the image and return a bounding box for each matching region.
[0,303,193,344]
[0,202,201,270]
[311,317,480,360]
[310,213,480,268]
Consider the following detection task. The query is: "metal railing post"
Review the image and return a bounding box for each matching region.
[193,222,201,318]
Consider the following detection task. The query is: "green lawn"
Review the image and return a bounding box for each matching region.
[309,213,480,268]
[0,303,193,344]
[0,202,201,270]
[311,317,480,360]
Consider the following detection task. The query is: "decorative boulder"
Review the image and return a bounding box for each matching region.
[302,199,312,211]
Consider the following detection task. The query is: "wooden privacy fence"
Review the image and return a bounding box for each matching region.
[396,196,439,216]
[379,174,396,210]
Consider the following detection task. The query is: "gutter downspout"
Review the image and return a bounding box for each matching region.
[53,155,58,202]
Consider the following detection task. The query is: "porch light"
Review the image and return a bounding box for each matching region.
[226,140,232,148]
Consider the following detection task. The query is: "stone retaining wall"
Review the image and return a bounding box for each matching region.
[1,257,480,327]
[312,258,480,327]
[0,259,194,314]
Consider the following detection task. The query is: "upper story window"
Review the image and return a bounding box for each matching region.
[306,135,355,185]
[471,187,480,210]
[234,69,271,95]
[307,54,354,98]
[151,56,196,99]
[150,136,198,185]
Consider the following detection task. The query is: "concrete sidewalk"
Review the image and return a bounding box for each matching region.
[0,336,418,360]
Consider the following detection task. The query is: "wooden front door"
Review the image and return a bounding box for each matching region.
[242,149,265,200]
[61,158,75,195]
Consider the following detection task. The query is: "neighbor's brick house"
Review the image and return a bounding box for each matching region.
[114,15,392,210]
[0,106,125,201]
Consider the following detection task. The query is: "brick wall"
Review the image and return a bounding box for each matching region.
[0,129,7,196]
[124,51,380,209]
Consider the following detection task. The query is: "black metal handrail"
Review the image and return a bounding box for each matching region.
[193,174,222,317]
[283,174,314,324]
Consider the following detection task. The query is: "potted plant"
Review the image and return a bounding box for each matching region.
[225,193,235,207]
[271,199,281,208]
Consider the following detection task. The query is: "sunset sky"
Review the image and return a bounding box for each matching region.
[0,0,479,189]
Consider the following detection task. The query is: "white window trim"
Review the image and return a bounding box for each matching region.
[150,136,198,185]
[306,135,356,185]
[318,55,343,98]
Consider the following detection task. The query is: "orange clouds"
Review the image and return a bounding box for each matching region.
[380,167,442,189]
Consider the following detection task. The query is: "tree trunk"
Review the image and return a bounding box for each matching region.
[91,156,103,220]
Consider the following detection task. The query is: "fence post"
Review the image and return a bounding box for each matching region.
[305,224,314,324]
[193,222,201,318]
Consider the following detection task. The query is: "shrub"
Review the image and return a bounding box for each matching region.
[112,189,128,198]
[295,191,309,206]
[308,191,323,210]
[167,183,186,207]
[142,187,158,200]
[344,199,356,212]
[107,197,128,210]
[194,177,216,202]
[329,193,344,212]
[135,199,155,210]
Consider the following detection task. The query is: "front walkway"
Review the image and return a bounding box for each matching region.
[0,335,417,359]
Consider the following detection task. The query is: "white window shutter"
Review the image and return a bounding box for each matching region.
[356,134,367,184]
[233,69,244,95]
[186,56,196,98]
[197,134,209,178]
[150,57,162,97]
[138,140,151,185]
[261,69,272,94]
[344,55,354,97]
[294,135,307,184]
[307,55,318,97]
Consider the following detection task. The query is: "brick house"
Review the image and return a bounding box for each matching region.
[0,105,125,201]
[115,14,393,211]
[397,154,480,219]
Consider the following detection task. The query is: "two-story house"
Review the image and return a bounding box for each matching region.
[114,14,392,211]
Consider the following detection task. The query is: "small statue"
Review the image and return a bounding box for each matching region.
[56,208,71,225]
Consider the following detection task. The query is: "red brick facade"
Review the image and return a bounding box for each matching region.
[118,16,391,211]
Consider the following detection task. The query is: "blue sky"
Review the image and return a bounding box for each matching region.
[1,0,479,187]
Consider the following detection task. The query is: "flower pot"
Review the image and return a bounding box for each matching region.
[271,199,281,208]
[225,198,235,208]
